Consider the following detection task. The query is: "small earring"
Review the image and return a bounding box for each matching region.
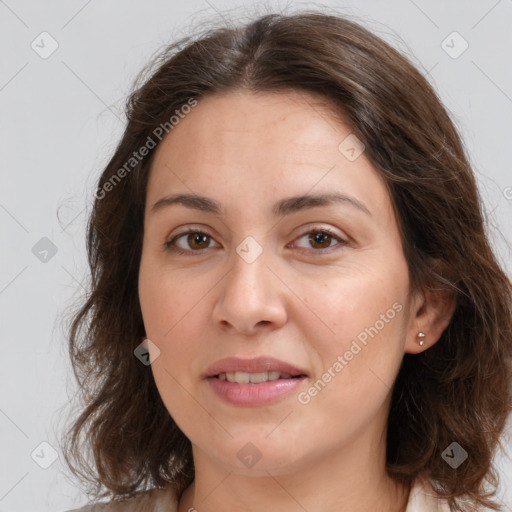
[417,332,426,346]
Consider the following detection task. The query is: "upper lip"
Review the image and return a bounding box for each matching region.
[205,356,308,378]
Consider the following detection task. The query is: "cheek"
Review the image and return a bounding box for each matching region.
[285,277,408,447]
[138,263,207,400]
[139,260,224,370]
[298,264,409,392]
[306,271,406,341]
[139,259,211,340]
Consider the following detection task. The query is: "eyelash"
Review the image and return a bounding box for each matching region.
[163,226,348,256]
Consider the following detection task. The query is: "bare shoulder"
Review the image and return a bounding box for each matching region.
[64,486,178,512]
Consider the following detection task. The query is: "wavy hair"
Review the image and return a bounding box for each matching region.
[61,9,512,511]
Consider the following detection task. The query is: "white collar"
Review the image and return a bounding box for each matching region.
[405,477,451,512]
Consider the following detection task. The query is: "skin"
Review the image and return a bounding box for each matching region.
[138,89,455,512]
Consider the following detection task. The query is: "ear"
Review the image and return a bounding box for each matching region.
[404,285,457,354]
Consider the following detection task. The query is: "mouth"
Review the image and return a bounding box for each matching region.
[205,356,308,406]
[205,356,308,380]
[214,371,306,384]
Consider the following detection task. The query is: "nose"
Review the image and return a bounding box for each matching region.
[211,245,288,336]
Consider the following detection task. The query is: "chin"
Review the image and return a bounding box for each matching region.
[196,435,309,474]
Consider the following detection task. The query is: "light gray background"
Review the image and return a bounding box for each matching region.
[1,1,511,511]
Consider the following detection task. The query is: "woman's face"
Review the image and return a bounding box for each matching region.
[138,89,423,475]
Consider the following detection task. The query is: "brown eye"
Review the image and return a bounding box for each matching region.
[185,232,211,250]
[293,228,347,252]
[165,230,217,253]
[307,232,335,249]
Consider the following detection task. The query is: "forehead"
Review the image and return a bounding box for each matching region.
[146,89,392,221]
[153,89,347,159]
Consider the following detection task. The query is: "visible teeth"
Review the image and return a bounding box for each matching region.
[218,371,295,383]
[235,371,251,384]
[248,372,268,383]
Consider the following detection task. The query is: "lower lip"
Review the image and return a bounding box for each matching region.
[207,376,306,406]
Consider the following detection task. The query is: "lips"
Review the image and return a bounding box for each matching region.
[205,356,308,379]
[205,356,308,406]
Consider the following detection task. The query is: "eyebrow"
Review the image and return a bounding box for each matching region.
[151,192,371,218]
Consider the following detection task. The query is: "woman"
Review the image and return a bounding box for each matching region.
[62,10,512,512]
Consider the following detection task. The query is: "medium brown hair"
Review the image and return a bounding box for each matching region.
[61,9,512,511]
